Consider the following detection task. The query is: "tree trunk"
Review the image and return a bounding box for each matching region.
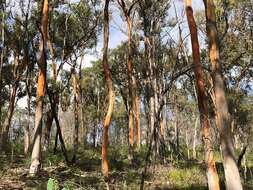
[237,145,247,168]
[29,0,49,175]
[118,0,138,157]
[53,129,58,154]
[1,52,20,151]
[0,0,5,125]
[192,116,198,159]
[72,70,79,163]
[203,0,243,189]
[43,111,53,151]
[24,59,32,158]
[186,1,220,189]
[47,88,69,163]
[78,57,86,144]
[101,0,115,179]
[135,93,141,148]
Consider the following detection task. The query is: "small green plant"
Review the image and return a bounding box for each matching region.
[47,178,59,190]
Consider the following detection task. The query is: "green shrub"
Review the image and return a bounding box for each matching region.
[47,178,59,190]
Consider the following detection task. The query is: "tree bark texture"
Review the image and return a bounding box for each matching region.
[186,1,220,189]
[101,0,115,178]
[203,0,243,189]
[29,0,49,175]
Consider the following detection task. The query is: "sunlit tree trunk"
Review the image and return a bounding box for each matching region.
[135,95,141,148]
[43,38,56,151]
[102,0,115,178]
[192,115,198,159]
[186,1,220,189]
[29,0,49,175]
[72,69,79,163]
[203,0,243,189]
[24,49,32,158]
[118,0,138,157]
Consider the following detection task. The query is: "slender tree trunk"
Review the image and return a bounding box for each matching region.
[102,0,115,179]
[72,70,79,163]
[47,30,67,158]
[93,123,97,147]
[135,95,141,148]
[0,0,5,126]
[186,1,220,189]
[24,50,31,158]
[185,130,190,160]
[53,129,58,154]
[78,56,86,144]
[118,0,138,158]
[203,1,243,189]
[29,0,49,175]
[23,124,30,157]
[95,81,100,148]
[237,145,247,168]
[1,52,19,151]
[192,115,198,159]
[43,111,53,151]
[47,87,69,163]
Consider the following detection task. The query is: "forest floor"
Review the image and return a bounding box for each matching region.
[0,145,252,190]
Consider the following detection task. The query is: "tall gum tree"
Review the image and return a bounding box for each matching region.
[29,0,49,175]
[203,0,243,189]
[117,0,140,157]
[102,0,115,178]
[185,0,220,189]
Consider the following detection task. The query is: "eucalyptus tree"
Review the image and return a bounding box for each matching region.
[203,0,243,189]
[29,0,49,175]
[101,0,115,179]
[117,0,140,156]
[185,0,220,189]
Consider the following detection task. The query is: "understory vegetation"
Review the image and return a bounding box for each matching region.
[1,144,253,189]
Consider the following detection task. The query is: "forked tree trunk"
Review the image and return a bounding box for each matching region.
[186,1,220,189]
[29,0,49,175]
[203,0,243,189]
[47,87,69,163]
[102,0,115,178]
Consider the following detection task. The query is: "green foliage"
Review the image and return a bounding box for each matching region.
[47,178,60,190]
[47,178,75,190]
[167,165,205,188]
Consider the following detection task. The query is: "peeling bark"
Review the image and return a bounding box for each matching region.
[29,0,49,175]
[186,1,220,189]
[102,0,115,178]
